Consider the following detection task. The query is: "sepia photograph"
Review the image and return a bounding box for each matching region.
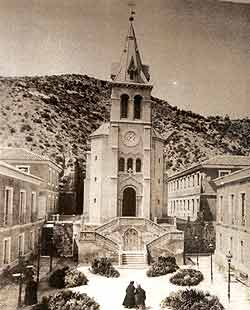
[0,0,250,309]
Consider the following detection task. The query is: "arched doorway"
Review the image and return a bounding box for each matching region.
[122,187,136,216]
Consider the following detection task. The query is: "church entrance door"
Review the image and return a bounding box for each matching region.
[122,187,136,216]
[123,228,140,251]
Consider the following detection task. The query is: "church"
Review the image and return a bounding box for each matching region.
[79,14,183,266]
[84,13,166,223]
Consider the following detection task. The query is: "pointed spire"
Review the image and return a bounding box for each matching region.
[111,12,150,84]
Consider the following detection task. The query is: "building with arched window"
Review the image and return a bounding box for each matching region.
[82,13,183,266]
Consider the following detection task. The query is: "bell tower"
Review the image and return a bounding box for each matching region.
[110,12,155,219]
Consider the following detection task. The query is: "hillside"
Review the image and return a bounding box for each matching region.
[0,74,250,178]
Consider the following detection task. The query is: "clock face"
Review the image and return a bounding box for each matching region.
[124,131,137,146]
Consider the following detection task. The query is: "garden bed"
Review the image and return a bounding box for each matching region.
[36,290,100,310]
[161,288,224,310]
[146,256,179,277]
[90,257,120,278]
[49,267,88,289]
[169,268,204,286]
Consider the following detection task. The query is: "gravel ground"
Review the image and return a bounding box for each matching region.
[0,256,249,310]
[75,257,250,310]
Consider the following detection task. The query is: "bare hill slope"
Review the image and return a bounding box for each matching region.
[1,74,249,176]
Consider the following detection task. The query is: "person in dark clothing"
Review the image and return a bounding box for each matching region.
[33,296,49,310]
[135,284,146,309]
[122,281,136,308]
[24,276,38,305]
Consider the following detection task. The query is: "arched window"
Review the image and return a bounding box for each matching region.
[118,158,125,172]
[136,158,141,172]
[127,158,133,172]
[120,94,129,118]
[134,95,142,119]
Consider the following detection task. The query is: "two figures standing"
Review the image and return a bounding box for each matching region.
[123,281,146,309]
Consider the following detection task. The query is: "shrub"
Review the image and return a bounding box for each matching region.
[64,269,88,288]
[160,288,224,310]
[90,257,120,278]
[48,267,69,289]
[170,268,204,286]
[49,267,87,289]
[146,256,179,277]
[47,290,100,310]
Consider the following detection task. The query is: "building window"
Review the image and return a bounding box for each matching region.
[135,158,141,172]
[18,233,25,256]
[230,194,235,225]
[240,240,244,263]
[158,199,160,205]
[119,158,125,172]
[19,190,26,224]
[230,236,233,253]
[3,238,11,265]
[219,195,223,222]
[134,95,142,119]
[120,94,129,118]
[127,158,133,172]
[4,187,13,225]
[219,170,231,178]
[94,177,97,182]
[158,158,161,163]
[240,193,246,226]
[192,199,195,215]
[31,192,36,221]
[94,198,96,203]
[16,165,30,174]
[219,233,222,251]
[197,173,200,186]
[192,175,195,187]
[95,155,98,160]
[48,168,52,185]
[29,231,34,250]
[158,178,160,184]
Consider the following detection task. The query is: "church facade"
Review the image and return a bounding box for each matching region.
[84,16,166,224]
[80,15,183,266]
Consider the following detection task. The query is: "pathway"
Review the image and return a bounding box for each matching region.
[76,257,250,310]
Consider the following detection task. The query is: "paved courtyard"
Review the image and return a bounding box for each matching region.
[76,256,250,310]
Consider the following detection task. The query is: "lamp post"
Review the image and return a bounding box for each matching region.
[13,272,23,309]
[13,255,33,308]
[49,235,54,273]
[36,233,41,283]
[226,251,233,302]
[208,243,214,283]
[194,235,199,268]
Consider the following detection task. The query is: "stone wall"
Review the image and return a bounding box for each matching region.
[147,231,184,266]
[78,231,119,264]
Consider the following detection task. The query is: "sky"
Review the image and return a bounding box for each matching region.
[0,0,249,118]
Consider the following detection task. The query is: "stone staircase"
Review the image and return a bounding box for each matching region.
[120,251,147,269]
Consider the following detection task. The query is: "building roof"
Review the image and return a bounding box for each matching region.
[0,147,61,170]
[168,155,250,180]
[110,14,150,84]
[214,166,250,187]
[202,155,250,167]
[90,123,110,138]
[152,128,164,141]
[0,160,43,184]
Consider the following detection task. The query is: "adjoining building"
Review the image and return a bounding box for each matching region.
[79,14,183,266]
[167,155,250,222]
[214,167,250,287]
[0,161,44,271]
[0,147,61,217]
